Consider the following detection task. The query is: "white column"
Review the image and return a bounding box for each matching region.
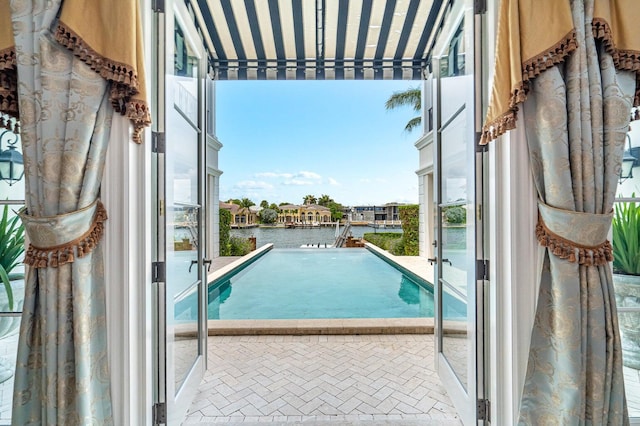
[206,135,223,260]
[103,116,153,425]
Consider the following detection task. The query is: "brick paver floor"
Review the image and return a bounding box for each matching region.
[183,334,461,425]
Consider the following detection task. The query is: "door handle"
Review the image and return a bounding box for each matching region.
[188,260,198,273]
[427,257,452,266]
[203,259,212,272]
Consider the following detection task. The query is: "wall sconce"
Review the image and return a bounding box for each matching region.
[0,129,24,186]
[620,134,637,184]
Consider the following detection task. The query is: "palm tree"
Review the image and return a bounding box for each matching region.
[238,198,255,225]
[303,195,317,205]
[239,198,255,208]
[385,86,421,132]
[318,194,333,207]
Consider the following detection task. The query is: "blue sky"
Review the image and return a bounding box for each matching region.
[216,80,422,207]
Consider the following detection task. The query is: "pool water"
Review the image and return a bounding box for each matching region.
[206,249,435,319]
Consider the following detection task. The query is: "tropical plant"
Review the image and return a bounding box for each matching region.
[260,200,269,209]
[219,208,232,256]
[328,201,344,221]
[385,86,421,132]
[238,198,255,208]
[229,236,252,256]
[303,195,317,205]
[398,205,419,255]
[260,208,278,224]
[318,194,334,206]
[612,198,640,275]
[363,232,403,252]
[0,204,25,310]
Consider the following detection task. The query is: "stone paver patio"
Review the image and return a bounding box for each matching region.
[183,334,461,425]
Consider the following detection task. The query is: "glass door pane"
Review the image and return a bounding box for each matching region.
[433,1,485,424]
[154,1,207,423]
[440,112,471,390]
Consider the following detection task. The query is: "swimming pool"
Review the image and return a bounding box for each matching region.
[205,248,435,320]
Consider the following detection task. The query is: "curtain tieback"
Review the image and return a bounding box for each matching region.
[535,202,613,266]
[20,199,108,269]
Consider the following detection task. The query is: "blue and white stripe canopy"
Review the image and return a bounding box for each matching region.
[189,0,445,80]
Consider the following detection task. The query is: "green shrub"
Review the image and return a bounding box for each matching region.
[229,236,252,256]
[443,205,466,224]
[260,208,278,224]
[390,237,406,256]
[363,232,402,251]
[219,209,231,256]
[399,205,419,256]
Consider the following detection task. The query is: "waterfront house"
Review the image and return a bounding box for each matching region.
[277,204,331,225]
[300,204,331,224]
[219,202,260,227]
[277,204,301,224]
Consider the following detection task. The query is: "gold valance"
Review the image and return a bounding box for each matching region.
[0,0,151,142]
[481,0,640,145]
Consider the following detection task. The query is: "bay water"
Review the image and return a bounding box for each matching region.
[230,225,402,248]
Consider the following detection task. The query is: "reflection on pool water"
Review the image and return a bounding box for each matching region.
[185,248,464,320]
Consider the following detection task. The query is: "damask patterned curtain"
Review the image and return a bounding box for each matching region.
[0,0,150,424]
[482,0,640,424]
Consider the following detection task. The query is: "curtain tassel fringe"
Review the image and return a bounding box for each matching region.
[24,203,108,269]
[536,219,613,266]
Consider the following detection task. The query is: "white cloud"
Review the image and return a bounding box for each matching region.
[296,171,322,180]
[328,177,340,186]
[254,172,294,179]
[282,179,314,186]
[359,178,371,183]
[234,180,274,190]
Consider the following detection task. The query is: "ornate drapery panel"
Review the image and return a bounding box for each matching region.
[0,0,150,424]
[483,0,640,424]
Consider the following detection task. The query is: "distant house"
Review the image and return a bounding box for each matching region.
[350,205,385,222]
[383,203,406,222]
[219,202,259,226]
[219,202,240,225]
[277,204,331,224]
[301,204,331,224]
[277,204,301,223]
[346,203,405,223]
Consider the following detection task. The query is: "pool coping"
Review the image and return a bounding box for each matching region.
[206,318,435,335]
[204,245,441,336]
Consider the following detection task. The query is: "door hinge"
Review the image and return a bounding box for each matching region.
[474,0,487,14]
[476,259,489,281]
[152,0,165,13]
[153,402,167,424]
[477,398,490,421]
[152,261,166,283]
[152,132,166,153]
[475,131,487,152]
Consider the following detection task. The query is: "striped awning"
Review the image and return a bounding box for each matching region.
[189,0,444,80]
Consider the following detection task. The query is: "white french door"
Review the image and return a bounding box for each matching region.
[432,0,487,424]
[153,1,208,424]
